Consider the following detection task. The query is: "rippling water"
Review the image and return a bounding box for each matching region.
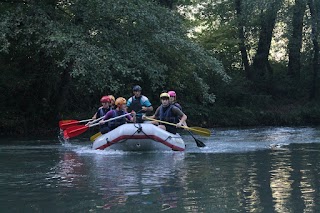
[0,126,320,212]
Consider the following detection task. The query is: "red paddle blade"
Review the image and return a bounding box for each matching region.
[59,120,78,128]
[63,125,89,139]
[59,120,81,130]
[59,120,77,125]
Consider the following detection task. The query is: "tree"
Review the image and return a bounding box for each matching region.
[252,0,283,80]
[0,0,228,134]
[308,0,320,100]
[235,0,251,79]
[287,0,307,79]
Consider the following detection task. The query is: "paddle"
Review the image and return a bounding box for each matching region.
[90,132,102,141]
[59,116,108,130]
[89,109,143,142]
[144,117,211,137]
[185,129,206,147]
[64,112,132,139]
[59,118,93,130]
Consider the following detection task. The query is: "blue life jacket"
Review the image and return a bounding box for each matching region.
[108,110,126,130]
[173,102,182,110]
[158,104,180,134]
[97,107,111,131]
[97,107,111,118]
[159,104,179,124]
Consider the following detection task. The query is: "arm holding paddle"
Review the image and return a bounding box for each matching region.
[143,117,211,137]
[99,111,136,125]
[89,110,137,142]
[63,111,135,139]
[59,118,94,130]
[176,113,187,128]
[143,116,209,147]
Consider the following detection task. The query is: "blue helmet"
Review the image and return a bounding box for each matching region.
[133,85,142,91]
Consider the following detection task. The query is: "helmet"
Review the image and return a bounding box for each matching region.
[168,91,176,97]
[108,95,115,102]
[100,96,111,103]
[133,85,142,91]
[115,97,126,106]
[160,93,170,99]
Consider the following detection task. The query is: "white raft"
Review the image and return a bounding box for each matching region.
[92,123,186,151]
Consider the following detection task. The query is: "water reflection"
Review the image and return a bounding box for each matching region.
[89,152,187,210]
[270,151,294,213]
[238,147,320,213]
[46,150,87,188]
[41,129,320,212]
[46,150,188,211]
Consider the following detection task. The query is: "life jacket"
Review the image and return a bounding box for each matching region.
[159,104,179,124]
[173,102,182,111]
[97,107,111,119]
[108,110,126,130]
[158,104,180,134]
[129,96,143,113]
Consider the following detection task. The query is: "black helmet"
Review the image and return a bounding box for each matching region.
[133,85,142,91]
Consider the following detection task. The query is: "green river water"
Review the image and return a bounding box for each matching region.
[0,126,320,212]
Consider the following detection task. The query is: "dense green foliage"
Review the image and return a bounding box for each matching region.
[180,0,320,126]
[0,0,320,136]
[0,0,226,135]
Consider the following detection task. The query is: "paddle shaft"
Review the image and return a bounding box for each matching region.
[145,117,184,128]
[86,116,104,125]
[64,112,133,138]
[89,109,142,142]
[98,112,132,125]
[145,117,210,136]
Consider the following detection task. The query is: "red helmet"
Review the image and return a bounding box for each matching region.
[100,96,111,103]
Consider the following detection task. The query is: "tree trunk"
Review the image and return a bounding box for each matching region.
[308,0,320,100]
[252,0,283,79]
[287,0,307,79]
[51,61,73,121]
[235,0,251,80]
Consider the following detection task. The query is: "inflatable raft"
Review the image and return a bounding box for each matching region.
[92,123,186,151]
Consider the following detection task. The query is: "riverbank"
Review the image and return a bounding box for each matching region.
[1,102,320,137]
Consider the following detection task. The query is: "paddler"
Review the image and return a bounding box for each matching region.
[146,93,187,134]
[99,97,136,134]
[126,85,153,123]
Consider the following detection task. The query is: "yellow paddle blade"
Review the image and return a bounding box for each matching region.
[90,132,102,141]
[187,127,211,137]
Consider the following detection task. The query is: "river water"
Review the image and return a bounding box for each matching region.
[1,126,320,212]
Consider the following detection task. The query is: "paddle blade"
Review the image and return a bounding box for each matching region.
[185,129,206,147]
[59,120,77,126]
[59,120,81,130]
[195,138,206,147]
[188,127,211,137]
[63,125,89,139]
[90,132,102,141]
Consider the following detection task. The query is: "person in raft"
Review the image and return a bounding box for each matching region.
[99,97,136,134]
[108,95,116,109]
[127,85,153,123]
[168,90,182,110]
[168,90,187,126]
[92,95,112,120]
[146,92,187,134]
[90,95,113,133]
